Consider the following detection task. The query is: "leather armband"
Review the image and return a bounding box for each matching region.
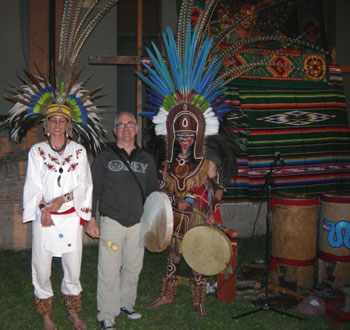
[210,197,221,211]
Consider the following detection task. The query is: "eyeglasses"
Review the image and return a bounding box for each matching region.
[115,121,136,129]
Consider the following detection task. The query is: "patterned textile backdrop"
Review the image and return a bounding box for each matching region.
[182,0,350,201]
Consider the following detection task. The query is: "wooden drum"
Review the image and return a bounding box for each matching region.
[270,195,319,290]
[318,193,350,288]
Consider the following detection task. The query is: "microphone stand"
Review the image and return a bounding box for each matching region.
[232,159,302,320]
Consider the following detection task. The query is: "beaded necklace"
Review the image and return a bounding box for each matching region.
[48,136,67,187]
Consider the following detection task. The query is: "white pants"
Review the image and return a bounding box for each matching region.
[97,216,144,321]
[31,218,83,299]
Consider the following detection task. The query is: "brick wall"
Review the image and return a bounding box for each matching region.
[0,152,29,250]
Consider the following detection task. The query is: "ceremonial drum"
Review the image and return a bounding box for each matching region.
[270,195,319,290]
[182,225,232,276]
[140,191,173,253]
[318,194,350,288]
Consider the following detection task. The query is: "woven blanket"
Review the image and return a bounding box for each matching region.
[226,66,350,200]
[177,0,350,200]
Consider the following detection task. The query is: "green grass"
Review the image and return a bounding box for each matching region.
[0,236,346,329]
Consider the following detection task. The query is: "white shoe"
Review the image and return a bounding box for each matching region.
[120,307,142,320]
[101,318,116,330]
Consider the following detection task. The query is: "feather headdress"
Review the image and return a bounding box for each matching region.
[135,0,329,183]
[2,0,118,154]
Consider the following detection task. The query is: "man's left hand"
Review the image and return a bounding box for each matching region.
[85,217,99,238]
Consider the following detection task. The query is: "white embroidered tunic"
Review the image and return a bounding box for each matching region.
[23,141,92,256]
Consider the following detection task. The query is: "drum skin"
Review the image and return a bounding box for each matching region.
[182,225,232,276]
[319,194,350,257]
[141,191,173,253]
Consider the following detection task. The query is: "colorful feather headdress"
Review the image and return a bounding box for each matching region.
[135,0,329,181]
[136,21,231,162]
[135,0,246,174]
[2,0,118,154]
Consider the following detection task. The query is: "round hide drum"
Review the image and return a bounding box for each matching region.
[140,191,173,253]
[270,195,319,289]
[318,193,350,288]
[182,225,232,276]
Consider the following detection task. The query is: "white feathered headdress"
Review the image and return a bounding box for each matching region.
[2,0,118,154]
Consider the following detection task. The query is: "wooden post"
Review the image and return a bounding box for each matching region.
[136,0,143,145]
[89,0,145,143]
[27,0,50,149]
[326,0,336,65]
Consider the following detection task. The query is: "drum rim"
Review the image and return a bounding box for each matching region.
[321,193,350,203]
[273,195,319,207]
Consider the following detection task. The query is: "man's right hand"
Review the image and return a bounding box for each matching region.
[85,217,99,238]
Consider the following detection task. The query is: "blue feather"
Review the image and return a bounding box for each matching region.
[135,70,166,97]
[147,95,163,107]
[144,104,159,111]
[197,56,221,93]
[150,42,175,93]
[207,86,227,104]
[166,28,184,93]
[139,111,155,118]
[145,46,173,94]
[141,59,172,95]
[216,109,232,116]
[184,23,196,93]
[192,39,212,91]
[197,65,221,95]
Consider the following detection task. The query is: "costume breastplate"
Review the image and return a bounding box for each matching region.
[163,158,209,199]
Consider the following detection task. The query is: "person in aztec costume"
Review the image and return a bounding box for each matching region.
[1,1,117,329]
[136,0,331,318]
[135,0,241,318]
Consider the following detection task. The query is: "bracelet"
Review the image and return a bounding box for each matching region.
[210,197,221,211]
[39,203,45,210]
[63,192,73,203]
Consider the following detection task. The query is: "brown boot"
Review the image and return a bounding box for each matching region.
[191,271,207,318]
[34,296,57,330]
[63,293,86,330]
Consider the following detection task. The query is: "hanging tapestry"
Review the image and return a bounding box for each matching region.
[181,0,350,201]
